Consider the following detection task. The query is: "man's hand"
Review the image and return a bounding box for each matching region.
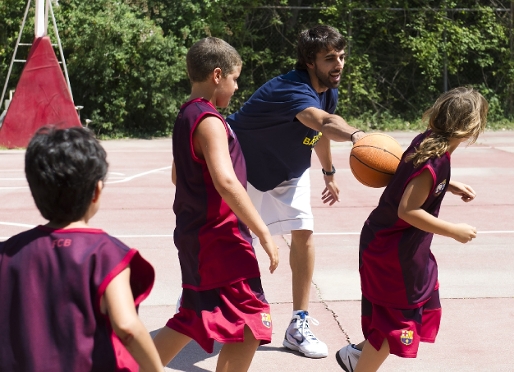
[351,130,366,144]
[321,176,340,205]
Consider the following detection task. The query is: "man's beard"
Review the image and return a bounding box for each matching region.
[315,68,341,90]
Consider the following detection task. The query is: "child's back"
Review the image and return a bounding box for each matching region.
[0,126,162,372]
[0,227,153,370]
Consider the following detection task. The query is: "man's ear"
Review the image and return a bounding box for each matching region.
[92,180,103,203]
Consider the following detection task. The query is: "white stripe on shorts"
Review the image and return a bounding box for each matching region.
[246,169,313,236]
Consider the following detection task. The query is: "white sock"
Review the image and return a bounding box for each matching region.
[292,310,307,317]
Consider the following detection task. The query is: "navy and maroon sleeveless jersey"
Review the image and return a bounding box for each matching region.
[172,98,260,291]
[0,226,155,371]
[359,130,450,309]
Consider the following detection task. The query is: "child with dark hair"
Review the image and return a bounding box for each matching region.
[0,126,163,372]
[153,37,279,372]
[336,87,488,372]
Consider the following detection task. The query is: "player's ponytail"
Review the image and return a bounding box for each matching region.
[406,134,449,168]
[406,87,488,168]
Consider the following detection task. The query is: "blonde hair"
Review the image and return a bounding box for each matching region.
[186,37,242,83]
[406,87,488,167]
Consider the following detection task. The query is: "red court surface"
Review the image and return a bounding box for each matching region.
[1,131,513,371]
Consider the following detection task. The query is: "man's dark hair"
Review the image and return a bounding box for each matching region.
[295,25,347,70]
[25,126,108,224]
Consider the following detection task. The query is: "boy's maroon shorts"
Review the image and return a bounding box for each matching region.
[361,289,441,358]
[166,277,272,353]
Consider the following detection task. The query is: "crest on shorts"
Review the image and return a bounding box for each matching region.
[400,330,414,346]
[434,179,447,196]
[261,313,271,328]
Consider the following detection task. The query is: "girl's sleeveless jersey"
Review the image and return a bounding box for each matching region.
[359,130,450,309]
[172,98,260,291]
[0,226,155,372]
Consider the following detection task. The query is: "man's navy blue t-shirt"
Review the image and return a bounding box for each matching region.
[227,69,338,191]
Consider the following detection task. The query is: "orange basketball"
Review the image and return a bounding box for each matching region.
[349,133,403,188]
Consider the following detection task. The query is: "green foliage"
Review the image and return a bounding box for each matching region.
[54,0,188,137]
[323,0,514,128]
[2,0,514,137]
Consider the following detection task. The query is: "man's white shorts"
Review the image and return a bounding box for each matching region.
[246,169,313,236]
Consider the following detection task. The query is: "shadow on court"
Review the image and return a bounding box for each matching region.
[150,329,293,371]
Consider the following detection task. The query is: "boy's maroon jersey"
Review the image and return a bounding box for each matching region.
[359,131,450,309]
[172,98,260,291]
[0,226,154,372]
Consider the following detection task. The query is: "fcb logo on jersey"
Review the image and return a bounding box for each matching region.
[400,330,414,345]
[434,179,447,196]
[261,313,272,328]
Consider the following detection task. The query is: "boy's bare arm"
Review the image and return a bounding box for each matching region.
[171,161,177,186]
[103,267,164,372]
[398,169,476,243]
[193,116,279,273]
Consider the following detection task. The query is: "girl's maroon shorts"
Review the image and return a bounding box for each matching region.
[361,289,442,358]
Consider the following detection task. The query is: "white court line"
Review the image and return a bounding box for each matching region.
[314,232,359,235]
[2,220,514,235]
[313,231,514,235]
[105,166,171,184]
[3,230,514,240]
[0,222,35,228]
[2,220,514,240]
[113,234,173,238]
[8,231,514,239]
[474,231,514,234]
[0,167,171,190]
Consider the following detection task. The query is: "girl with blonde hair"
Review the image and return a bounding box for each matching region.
[336,87,488,372]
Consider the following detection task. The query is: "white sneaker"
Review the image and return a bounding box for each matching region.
[336,344,361,372]
[282,311,328,358]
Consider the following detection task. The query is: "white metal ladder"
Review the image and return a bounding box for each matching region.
[0,0,73,127]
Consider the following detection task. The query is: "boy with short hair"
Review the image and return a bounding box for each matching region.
[152,37,279,372]
[0,126,163,372]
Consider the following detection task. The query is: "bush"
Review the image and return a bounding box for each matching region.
[53,0,190,137]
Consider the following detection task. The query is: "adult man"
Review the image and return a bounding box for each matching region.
[227,25,365,359]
